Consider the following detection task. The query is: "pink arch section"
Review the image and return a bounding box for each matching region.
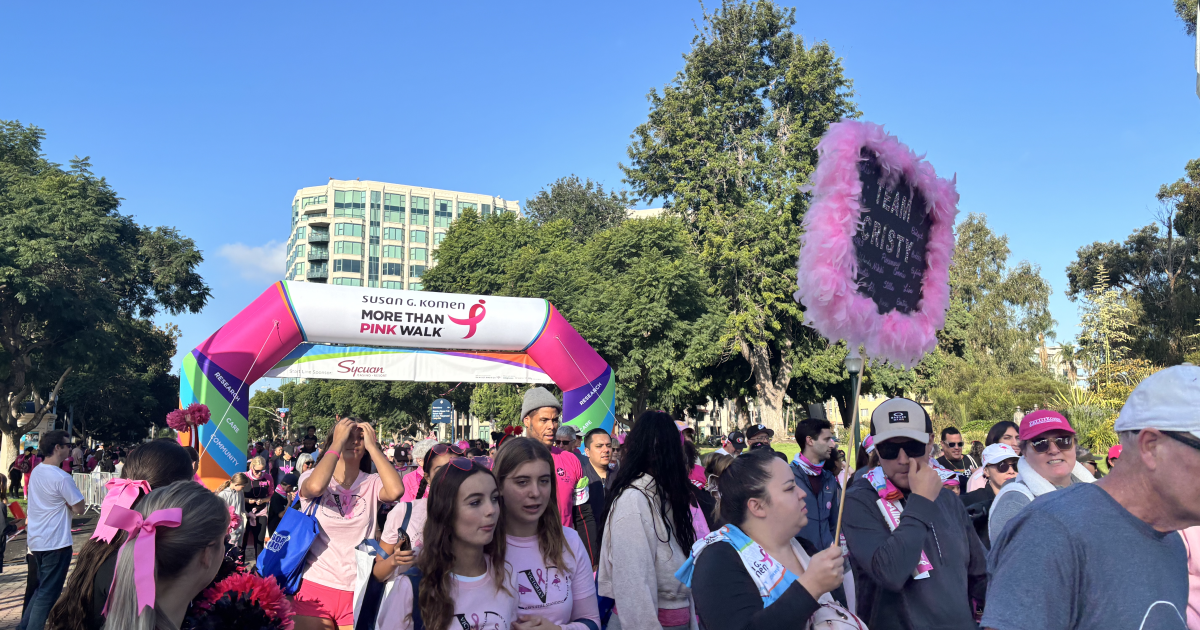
[181,282,615,488]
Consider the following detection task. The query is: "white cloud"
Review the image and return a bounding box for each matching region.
[217,240,287,283]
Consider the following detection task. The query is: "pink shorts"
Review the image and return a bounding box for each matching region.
[293,579,355,626]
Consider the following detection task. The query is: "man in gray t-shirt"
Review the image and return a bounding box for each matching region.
[982,483,1186,629]
[983,364,1200,630]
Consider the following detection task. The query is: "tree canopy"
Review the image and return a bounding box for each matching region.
[0,120,209,458]
[523,175,632,241]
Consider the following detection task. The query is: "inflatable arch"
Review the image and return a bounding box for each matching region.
[180,282,615,487]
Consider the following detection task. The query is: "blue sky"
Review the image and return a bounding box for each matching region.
[2,1,1196,390]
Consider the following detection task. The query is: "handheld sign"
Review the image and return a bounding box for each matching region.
[431,398,453,424]
[794,121,958,367]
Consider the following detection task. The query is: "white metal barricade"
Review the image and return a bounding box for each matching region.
[72,471,115,514]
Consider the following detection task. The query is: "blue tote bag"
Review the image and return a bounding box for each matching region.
[257,495,321,594]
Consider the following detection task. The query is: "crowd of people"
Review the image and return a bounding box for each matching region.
[9,367,1200,630]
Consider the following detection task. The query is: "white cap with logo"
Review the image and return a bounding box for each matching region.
[869,397,933,444]
[1115,363,1200,439]
[981,443,1019,467]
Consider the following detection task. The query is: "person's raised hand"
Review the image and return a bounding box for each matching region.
[909,456,943,502]
[331,417,356,452]
[798,542,845,599]
[359,422,379,451]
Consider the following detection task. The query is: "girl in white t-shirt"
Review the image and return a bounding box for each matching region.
[495,437,600,630]
[374,443,464,581]
[294,417,404,630]
[377,458,516,630]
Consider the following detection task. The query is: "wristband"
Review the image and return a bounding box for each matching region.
[324,450,340,460]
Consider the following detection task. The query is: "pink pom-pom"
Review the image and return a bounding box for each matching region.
[165,409,190,432]
[185,402,212,426]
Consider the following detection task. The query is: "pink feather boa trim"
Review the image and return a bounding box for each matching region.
[795,120,958,367]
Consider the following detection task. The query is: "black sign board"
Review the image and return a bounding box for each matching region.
[853,148,932,314]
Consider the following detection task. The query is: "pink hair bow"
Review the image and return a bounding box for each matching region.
[91,479,151,543]
[104,506,182,614]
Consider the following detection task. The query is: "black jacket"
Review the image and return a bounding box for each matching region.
[842,476,987,630]
[692,541,821,630]
[960,484,996,549]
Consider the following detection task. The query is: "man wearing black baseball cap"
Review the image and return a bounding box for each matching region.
[745,424,774,447]
[714,430,746,456]
[842,397,986,630]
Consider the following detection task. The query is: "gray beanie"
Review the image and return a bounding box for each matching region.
[521,387,561,421]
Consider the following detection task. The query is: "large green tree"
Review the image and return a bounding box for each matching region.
[0,121,209,462]
[1177,0,1198,35]
[621,0,858,435]
[423,209,722,418]
[1066,157,1200,365]
[524,175,632,241]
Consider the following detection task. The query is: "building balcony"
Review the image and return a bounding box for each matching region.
[307,248,329,262]
[307,266,328,280]
[308,230,330,244]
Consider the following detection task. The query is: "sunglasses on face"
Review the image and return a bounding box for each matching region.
[991,460,1018,474]
[1030,436,1074,453]
[553,440,574,447]
[875,439,927,460]
[1165,430,1200,452]
[945,442,963,448]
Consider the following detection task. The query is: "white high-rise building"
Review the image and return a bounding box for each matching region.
[284,179,519,289]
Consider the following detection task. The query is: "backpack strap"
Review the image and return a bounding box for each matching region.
[407,567,424,630]
[400,502,413,534]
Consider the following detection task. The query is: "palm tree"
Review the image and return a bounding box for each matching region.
[1059,341,1079,384]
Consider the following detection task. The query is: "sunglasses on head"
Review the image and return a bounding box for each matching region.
[437,457,478,482]
[431,443,465,456]
[991,459,1018,474]
[1030,435,1074,453]
[875,439,927,460]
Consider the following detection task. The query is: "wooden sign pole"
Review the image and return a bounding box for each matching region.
[833,346,864,544]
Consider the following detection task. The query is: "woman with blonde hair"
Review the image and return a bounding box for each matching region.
[243,455,273,558]
[100,480,229,630]
[494,437,599,629]
[215,472,249,547]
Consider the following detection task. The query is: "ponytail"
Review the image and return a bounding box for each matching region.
[103,481,228,630]
[216,472,250,493]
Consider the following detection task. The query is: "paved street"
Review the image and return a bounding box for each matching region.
[0,511,99,630]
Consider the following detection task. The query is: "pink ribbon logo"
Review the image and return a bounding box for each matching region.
[448,300,487,339]
[91,479,151,544]
[103,506,182,614]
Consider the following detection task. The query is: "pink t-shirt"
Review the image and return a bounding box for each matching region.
[400,467,425,503]
[505,528,599,630]
[551,447,585,527]
[298,470,383,591]
[376,560,517,630]
[381,498,428,552]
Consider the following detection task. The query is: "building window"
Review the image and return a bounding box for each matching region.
[411,197,429,225]
[371,191,381,203]
[293,262,305,277]
[332,277,363,286]
[335,223,364,237]
[334,191,366,218]
[382,281,404,289]
[409,265,426,278]
[383,227,404,241]
[408,282,423,290]
[383,245,404,259]
[482,204,491,217]
[382,262,404,276]
[411,230,428,244]
[333,259,362,274]
[294,244,305,256]
[434,233,446,245]
[410,248,427,262]
[384,193,405,222]
[435,199,453,227]
[296,226,307,239]
[302,195,327,208]
[457,201,476,216]
[334,241,363,255]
